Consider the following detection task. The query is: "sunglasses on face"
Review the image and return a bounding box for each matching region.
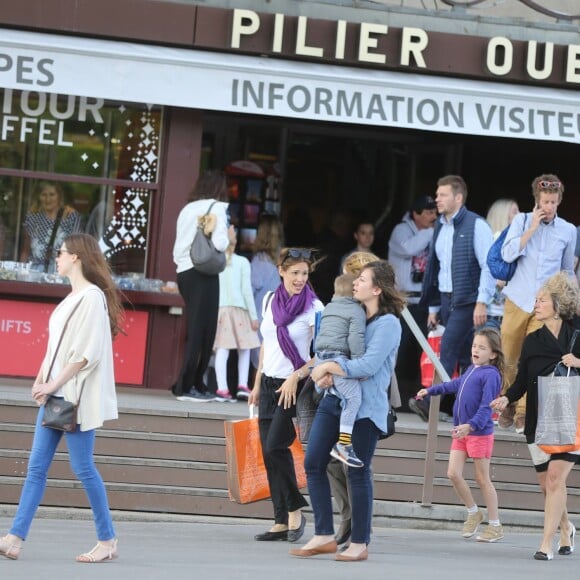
[56,249,71,257]
[538,180,562,190]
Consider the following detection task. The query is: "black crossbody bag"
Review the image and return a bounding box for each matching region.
[41,299,85,432]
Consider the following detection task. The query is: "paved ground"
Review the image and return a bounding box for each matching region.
[1,515,578,580]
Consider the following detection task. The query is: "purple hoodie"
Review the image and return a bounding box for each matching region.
[427,365,502,435]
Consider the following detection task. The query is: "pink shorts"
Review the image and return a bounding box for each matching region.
[451,434,494,459]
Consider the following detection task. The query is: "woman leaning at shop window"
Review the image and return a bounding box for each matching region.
[20,181,82,272]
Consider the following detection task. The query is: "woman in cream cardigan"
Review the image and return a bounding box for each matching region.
[0,233,122,563]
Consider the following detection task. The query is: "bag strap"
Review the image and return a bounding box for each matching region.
[204,200,218,216]
[569,329,580,354]
[263,291,274,315]
[43,206,64,273]
[45,297,84,404]
[314,310,322,343]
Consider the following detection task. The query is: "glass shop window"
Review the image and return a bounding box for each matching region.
[0,89,162,278]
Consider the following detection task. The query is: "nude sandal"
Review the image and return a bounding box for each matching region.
[76,538,118,563]
[0,535,22,560]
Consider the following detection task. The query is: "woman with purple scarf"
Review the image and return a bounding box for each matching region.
[249,248,324,543]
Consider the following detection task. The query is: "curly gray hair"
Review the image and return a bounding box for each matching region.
[539,272,579,320]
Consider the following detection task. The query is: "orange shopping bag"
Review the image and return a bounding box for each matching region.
[224,406,307,504]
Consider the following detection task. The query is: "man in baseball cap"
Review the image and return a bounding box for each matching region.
[388,194,437,418]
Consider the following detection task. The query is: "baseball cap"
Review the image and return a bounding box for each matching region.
[411,195,436,213]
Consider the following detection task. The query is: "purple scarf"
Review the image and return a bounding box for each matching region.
[271,283,318,370]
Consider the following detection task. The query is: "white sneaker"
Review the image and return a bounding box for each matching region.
[236,385,252,400]
[215,390,236,402]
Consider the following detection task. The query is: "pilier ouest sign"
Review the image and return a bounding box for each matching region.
[230,9,580,86]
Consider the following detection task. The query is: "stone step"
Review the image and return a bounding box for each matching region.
[1,383,578,521]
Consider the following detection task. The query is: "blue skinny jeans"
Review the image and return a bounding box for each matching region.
[304,394,379,545]
[10,404,115,541]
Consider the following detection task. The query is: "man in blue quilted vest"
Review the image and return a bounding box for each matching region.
[417,175,495,419]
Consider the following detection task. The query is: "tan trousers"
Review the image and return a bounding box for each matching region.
[500,298,543,417]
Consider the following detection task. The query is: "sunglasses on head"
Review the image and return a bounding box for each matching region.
[283,249,312,263]
[538,180,562,190]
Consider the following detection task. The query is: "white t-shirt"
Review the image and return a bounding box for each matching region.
[260,292,324,379]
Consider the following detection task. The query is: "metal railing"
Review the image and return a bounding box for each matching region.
[401,307,450,506]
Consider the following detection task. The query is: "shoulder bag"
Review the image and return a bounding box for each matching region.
[486,214,528,282]
[535,330,580,453]
[189,200,226,275]
[41,298,85,432]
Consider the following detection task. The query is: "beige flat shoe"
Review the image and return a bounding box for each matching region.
[76,538,118,563]
[0,535,22,560]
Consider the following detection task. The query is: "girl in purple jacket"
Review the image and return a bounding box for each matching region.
[416,327,504,543]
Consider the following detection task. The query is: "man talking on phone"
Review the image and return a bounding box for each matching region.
[498,174,577,432]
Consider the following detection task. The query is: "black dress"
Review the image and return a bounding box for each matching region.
[505,322,580,445]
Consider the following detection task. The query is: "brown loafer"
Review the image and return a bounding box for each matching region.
[289,540,337,558]
[335,547,368,562]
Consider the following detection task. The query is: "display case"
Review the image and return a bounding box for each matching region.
[225,160,281,256]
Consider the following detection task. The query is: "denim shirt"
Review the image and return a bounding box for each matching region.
[334,314,401,433]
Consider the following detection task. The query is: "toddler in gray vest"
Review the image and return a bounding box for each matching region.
[315,274,366,468]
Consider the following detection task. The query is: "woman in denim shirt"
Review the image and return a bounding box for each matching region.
[290,261,404,562]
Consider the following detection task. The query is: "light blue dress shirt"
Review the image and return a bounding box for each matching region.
[501,212,577,313]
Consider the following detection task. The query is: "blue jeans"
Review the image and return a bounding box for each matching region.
[10,405,115,541]
[439,294,474,376]
[305,394,379,544]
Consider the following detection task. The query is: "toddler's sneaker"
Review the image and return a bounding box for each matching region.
[236,385,252,400]
[476,524,504,543]
[330,443,364,468]
[215,390,235,402]
[462,510,484,538]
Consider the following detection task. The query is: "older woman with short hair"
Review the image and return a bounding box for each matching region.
[492,272,580,561]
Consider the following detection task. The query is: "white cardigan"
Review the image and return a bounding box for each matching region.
[42,285,118,431]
